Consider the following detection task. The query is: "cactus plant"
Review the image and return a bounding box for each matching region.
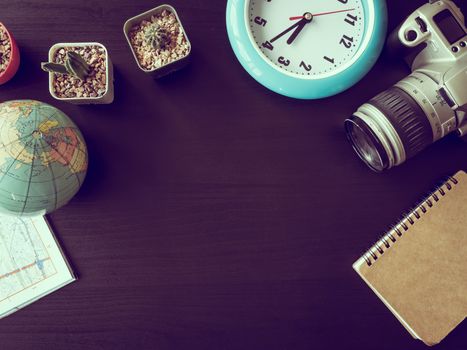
[144,23,170,50]
[41,51,91,80]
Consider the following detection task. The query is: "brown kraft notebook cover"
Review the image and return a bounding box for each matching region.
[353,170,467,346]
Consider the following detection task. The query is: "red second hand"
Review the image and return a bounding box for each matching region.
[290,8,355,21]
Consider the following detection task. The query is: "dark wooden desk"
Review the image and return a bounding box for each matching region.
[1,1,466,349]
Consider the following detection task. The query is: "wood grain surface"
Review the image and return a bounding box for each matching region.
[0,1,466,349]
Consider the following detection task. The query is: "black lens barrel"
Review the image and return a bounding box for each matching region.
[369,87,433,159]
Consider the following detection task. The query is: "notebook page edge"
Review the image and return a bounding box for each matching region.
[353,258,422,342]
[0,215,76,318]
[42,216,77,279]
[0,277,75,319]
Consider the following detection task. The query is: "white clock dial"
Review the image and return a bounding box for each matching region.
[248,0,365,78]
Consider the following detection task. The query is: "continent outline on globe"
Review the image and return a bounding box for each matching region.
[0,100,88,215]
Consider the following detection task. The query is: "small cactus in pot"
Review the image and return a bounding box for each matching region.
[42,42,114,105]
[123,5,191,78]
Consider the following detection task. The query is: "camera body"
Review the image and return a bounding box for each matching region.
[345,0,467,172]
[396,0,467,137]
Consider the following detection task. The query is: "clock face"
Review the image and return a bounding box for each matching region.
[247,0,366,78]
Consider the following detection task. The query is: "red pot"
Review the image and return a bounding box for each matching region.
[0,23,20,85]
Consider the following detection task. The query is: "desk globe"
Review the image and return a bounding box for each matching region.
[0,100,87,215]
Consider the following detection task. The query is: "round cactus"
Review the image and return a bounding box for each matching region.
[144,23,170,50]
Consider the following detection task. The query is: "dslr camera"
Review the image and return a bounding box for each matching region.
[345,0,467,172]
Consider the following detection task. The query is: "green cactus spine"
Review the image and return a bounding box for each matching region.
[41,51,92,80]
[144,23,170,50]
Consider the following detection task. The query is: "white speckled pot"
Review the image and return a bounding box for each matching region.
[47,42,114,104]
[123,4,191,78]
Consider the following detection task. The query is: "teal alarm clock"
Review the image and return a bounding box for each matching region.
[226,0,388,99]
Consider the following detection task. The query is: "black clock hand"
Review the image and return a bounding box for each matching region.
[270,19,305,43]
[287,13,313,45]
[287,21,307,45]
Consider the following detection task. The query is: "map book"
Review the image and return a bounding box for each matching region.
[0,215,76,318]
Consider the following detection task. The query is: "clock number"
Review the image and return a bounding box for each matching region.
[340,35,354,49]
[278,56,290,66]
[254,16,267,27]
[345,14,358,26]
[262,41,274,51]
[324,56,335,64]
[299,61,312,72]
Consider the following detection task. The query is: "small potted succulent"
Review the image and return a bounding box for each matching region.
[0,22,20,85]
[124,5,191,78]
[41,42,114,104]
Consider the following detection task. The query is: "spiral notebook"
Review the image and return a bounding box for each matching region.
[353,170,467,346]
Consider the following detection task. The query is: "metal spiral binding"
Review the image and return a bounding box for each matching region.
[363,175,460,266]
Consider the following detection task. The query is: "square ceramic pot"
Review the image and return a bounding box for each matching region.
[47,42,114,104]
[0,22,20,85]
[123,4,191,78]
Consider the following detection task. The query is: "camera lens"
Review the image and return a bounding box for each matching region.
[345,86,433,172]
[345,117,388,172]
